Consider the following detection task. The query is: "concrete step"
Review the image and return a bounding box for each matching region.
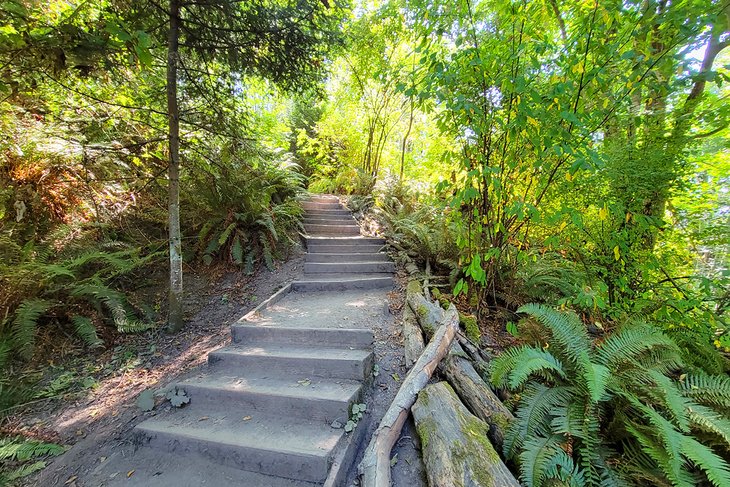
[177,372,361,422]
[307,244,385,254]
[304,217,356,225]
[305,252,390,263]
[135,410,344,483]
[293,275,393,291]
[308,195,339,203]
[304,209,352,217]
[232,324,374,348]
[307,237,385,247]
[304,224,360,236]
[304,262,395,274]
[209,344,374,381]
[302,202,343,211]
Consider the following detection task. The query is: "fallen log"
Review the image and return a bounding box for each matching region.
[407,282,513,451]
[442,351,514,450]
[406,280,443,337]
[358,305,460,487]
[402,303,425,369]
[412,382,520,487]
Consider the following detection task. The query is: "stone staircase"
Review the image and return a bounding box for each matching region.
[134,194,394,486]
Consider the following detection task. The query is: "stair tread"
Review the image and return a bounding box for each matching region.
[179,371,362,402]
[137,410,342,459]
[214,343,372,360]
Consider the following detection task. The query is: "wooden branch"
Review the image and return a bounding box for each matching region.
[412,382,520,487]
[358,305,460,487]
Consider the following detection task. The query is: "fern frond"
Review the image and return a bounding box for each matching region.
[490,346,566,390]
[596,322,680,372]
[0,437,64,461]
[70,315,103,348]
[218,222,237,246]
[681,436,730,487]
[0,338,10,370]
[257,214,278,242]
[680,373,730,412]
[686,402,730,447]
[260,234,274,270]
[6,460,47,481]
[518,434,571,487]
[231,235,244,265]
[505,383,573,459]
[517,304,591,371]
[629,400,687,485]
[11,299,52,360]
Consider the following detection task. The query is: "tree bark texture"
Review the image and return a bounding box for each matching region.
[412,382,520,487]
[402,302,425,369]
[167,0,184,332]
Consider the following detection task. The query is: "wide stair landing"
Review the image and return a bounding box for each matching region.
[133,194,394,486]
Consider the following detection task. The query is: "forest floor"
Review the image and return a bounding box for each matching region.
[6,244,426,486]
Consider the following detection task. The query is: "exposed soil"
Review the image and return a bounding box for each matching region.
[6,244,427,486]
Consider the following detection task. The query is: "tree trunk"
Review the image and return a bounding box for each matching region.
[406,280,444,338]
[399,96,414,182]
[407,281,513,448]
[412,382,520,487]
[358,305,459,487]
[167,0,184,332]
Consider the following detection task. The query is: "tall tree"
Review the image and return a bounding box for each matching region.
[167,0,183,331]
[158,0,344,330]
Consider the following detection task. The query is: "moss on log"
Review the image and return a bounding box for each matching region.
[412,382,520,487]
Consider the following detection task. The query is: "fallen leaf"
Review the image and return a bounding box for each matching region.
[127,470,135,478]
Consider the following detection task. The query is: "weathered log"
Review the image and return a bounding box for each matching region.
[402,303,425,368]
[406,280,443,337]
[358,305,460,487]
[412,382,520,487]
[456,332,493,363]
[407,282,513,451]
[442,350,514,450]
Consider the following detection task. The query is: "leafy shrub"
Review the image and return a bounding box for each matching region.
[373,182,459,280]
[191,156,304,271]
[491,303,730,487]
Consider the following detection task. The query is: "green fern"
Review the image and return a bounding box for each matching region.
[491,346,566,390]
[11,299,52,360]
[680,373,730,412]
[0,437,64,461]
[70,316,103,348]
[493,304,730,487]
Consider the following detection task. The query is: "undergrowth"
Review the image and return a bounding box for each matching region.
[0,437,64,485]
[491,304,730,487]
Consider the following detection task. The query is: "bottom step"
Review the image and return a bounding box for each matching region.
[136,410,344,483]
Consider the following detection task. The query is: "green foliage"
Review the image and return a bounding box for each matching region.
[491,304,730,487]
[373,181,460,280]
[192,155,304,271]
[0,436,64,484]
